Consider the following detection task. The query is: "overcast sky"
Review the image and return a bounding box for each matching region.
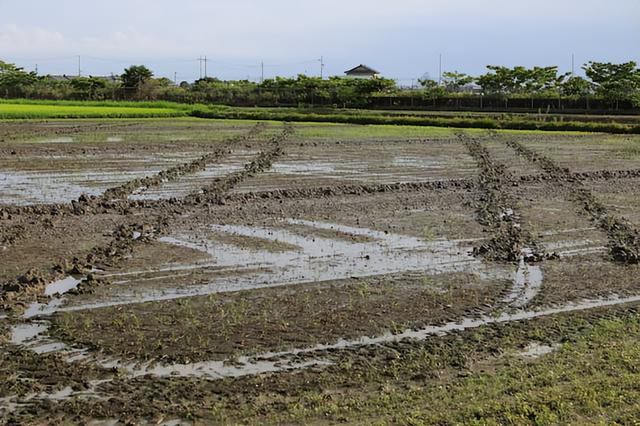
[1,0,638,83]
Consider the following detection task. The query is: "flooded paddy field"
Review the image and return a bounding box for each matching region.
[1,118,640,424]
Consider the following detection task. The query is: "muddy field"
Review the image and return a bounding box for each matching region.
[1,118,640,424]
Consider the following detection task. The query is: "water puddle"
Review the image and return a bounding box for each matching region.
[518,342,561,359]
[100,356,332,380]
[0,170,161,205]
[242,293,640,360]
[503,255,543,307]
[36,221,609,316]
[10,323,48,345]
[391,156,446,169]
[271,162,336,174]
[51,219,499,313]
[44,276,83,297]
[106,137,123,142]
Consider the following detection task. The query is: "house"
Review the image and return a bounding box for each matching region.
[344,64,380,79]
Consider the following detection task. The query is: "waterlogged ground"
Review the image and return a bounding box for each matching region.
[1,118,640,424]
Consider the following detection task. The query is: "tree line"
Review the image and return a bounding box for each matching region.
[1,59,639,109]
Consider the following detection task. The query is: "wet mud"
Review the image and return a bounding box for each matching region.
[503,138,640,263]
[2,120,640,423]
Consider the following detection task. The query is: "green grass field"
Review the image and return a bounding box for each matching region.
[0,100,189,119]
[2,100,638,134]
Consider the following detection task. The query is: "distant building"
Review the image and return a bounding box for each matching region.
[344,64,380,79]
[46,75,75,82]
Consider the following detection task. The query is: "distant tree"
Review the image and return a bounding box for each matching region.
[69,77,108,100]
[583,61,640,102]
[559,75,592,97]
[121,65,153,90]
[419,78,445,98]
[0,60,37,97]
[477,65,563,95]
[524,66,563,93]
[442,71,474,92]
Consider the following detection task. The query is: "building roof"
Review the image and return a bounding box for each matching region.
[344,64,380,75]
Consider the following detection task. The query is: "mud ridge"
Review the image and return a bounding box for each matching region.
[99,122,266,201]
[459,134,548,262]
[504,138,640,264]
[181,124,292,206]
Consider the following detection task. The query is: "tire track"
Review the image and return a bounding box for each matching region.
[100,122,266,201]
[459,134,548,262]
[0,125,292,311]
[0,123,266,246]
[504,138,640,263]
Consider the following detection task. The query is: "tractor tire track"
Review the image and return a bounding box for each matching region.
[0,123,266,247]
[0,125,292,311]
[459,134,548,262]
[503,138,640,263]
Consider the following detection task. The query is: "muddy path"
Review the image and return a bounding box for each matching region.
[502,138,640,263]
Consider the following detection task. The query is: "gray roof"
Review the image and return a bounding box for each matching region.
[344,64,380,75]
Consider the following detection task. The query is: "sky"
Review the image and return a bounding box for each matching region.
[0,0,638,84]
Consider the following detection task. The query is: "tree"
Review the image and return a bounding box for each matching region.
[121,65,153,90]
[583,61,640,102]
[476,65,563,95]
[442,71,474,92]
[559,76,592,97]
[0,60,37,97]
[418,78,445,98]
[70,77,108,100]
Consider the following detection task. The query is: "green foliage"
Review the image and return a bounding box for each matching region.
[1,58,640,110]
[583,61,640,102]
[121,65,154,90]
[559,75,592,97]
[192,106,640,134]
[0,60,37,97]
[418,78,445,98]
[442,71,474,92]
[0,99,188,118]
[477,65,564,95]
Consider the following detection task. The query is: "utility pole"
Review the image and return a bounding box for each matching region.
[261,61,264,83]
[77,55,81,77]
[204,56,208,78]
[438,53,442,85]
[319,56,324,79]
[198,57,203,79]
[571,53,575,77]
[174,72,177,85]
[35,64,38,75]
